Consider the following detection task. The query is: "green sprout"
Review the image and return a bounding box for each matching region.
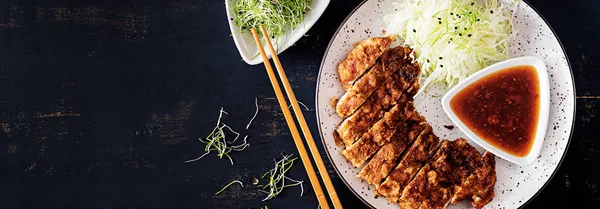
[215,180,244,195]
[260,154,304,201]
[232,0,312,40]
[185,108,250,165]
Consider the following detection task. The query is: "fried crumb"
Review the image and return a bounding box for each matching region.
[330,96,339,109]
[443,125,455,130]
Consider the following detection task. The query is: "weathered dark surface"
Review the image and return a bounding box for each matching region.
[0,0,597,208]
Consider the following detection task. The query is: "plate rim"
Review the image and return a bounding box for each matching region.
[313,0,576,208]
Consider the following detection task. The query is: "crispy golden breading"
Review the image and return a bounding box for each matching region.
[375,126,439,203]
[342,97,415,167]
[398,164,431,209]
[335,47,416,118]
[335,79,418,147]
[358,142,405,185]
[399,139,466,209]
[417,188,454,209]
[450,143,483,185]
[418,139,482,209]
[337,36,395,89]
[452,152,497,209]
[357,113,427,185]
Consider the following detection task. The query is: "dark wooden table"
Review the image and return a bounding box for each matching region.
[0,0,598,208]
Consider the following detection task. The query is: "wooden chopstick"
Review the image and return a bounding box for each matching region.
[250,28,331,209]
[258,25,344,209]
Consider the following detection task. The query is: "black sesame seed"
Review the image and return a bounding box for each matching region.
[490,10,494,14]
[454,26,458,30]
[439,21,442,24]
[439,57,442,60]
[468,34,472,37]
[450,12,454,15]
[438,17,441,20]
[440,65,444,68]
[471,2,475,6]
[459,33,462,36]
[477,18,480,21]
[413,29,416,32]
[427,59,430,63]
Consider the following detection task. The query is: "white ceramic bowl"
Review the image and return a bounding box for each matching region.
[441,56,550,166]
[224,0,330,65]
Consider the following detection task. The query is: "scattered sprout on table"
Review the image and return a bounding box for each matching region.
[288,100,311,111]
[215,180,244,195]
[260,154,304,201]
[246,97,260,129]
[185,107,250,165]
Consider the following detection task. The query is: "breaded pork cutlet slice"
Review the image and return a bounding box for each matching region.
[451,152,497,209]
[398,139,468,209]
[334,77,418,147]
[375,125,439,202]
[342,95,415,168]
[337,36,395,90]
[357,113,428,186]
[418,141,482,209]
[335,47,416,118]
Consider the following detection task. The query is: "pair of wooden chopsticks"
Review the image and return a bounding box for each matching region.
[251,25,343,209]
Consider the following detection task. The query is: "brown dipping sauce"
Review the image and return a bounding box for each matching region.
[450,65,540,157]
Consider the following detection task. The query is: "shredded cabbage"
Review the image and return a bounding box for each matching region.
[384,0,515,95]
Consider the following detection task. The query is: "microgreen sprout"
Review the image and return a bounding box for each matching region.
[185,108,250,165]
[288,100,311,111]
[246,97,259,129]
[260,154,304,201]
[232,0,312,41]
[215,180,244,195]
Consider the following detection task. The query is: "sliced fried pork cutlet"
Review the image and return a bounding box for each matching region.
[337,36,395,89]
[335,78,418,147]
[399,139,467,209]
[375,126,439,202]
[342,96,415,167]
[451,152,497,209]
[450,143,483,185]
[335,47,417,118]
[418,140,482,209]
[397,162,435,209]
[357,113,427,185]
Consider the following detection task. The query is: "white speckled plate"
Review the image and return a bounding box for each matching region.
[315,1,575,208]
